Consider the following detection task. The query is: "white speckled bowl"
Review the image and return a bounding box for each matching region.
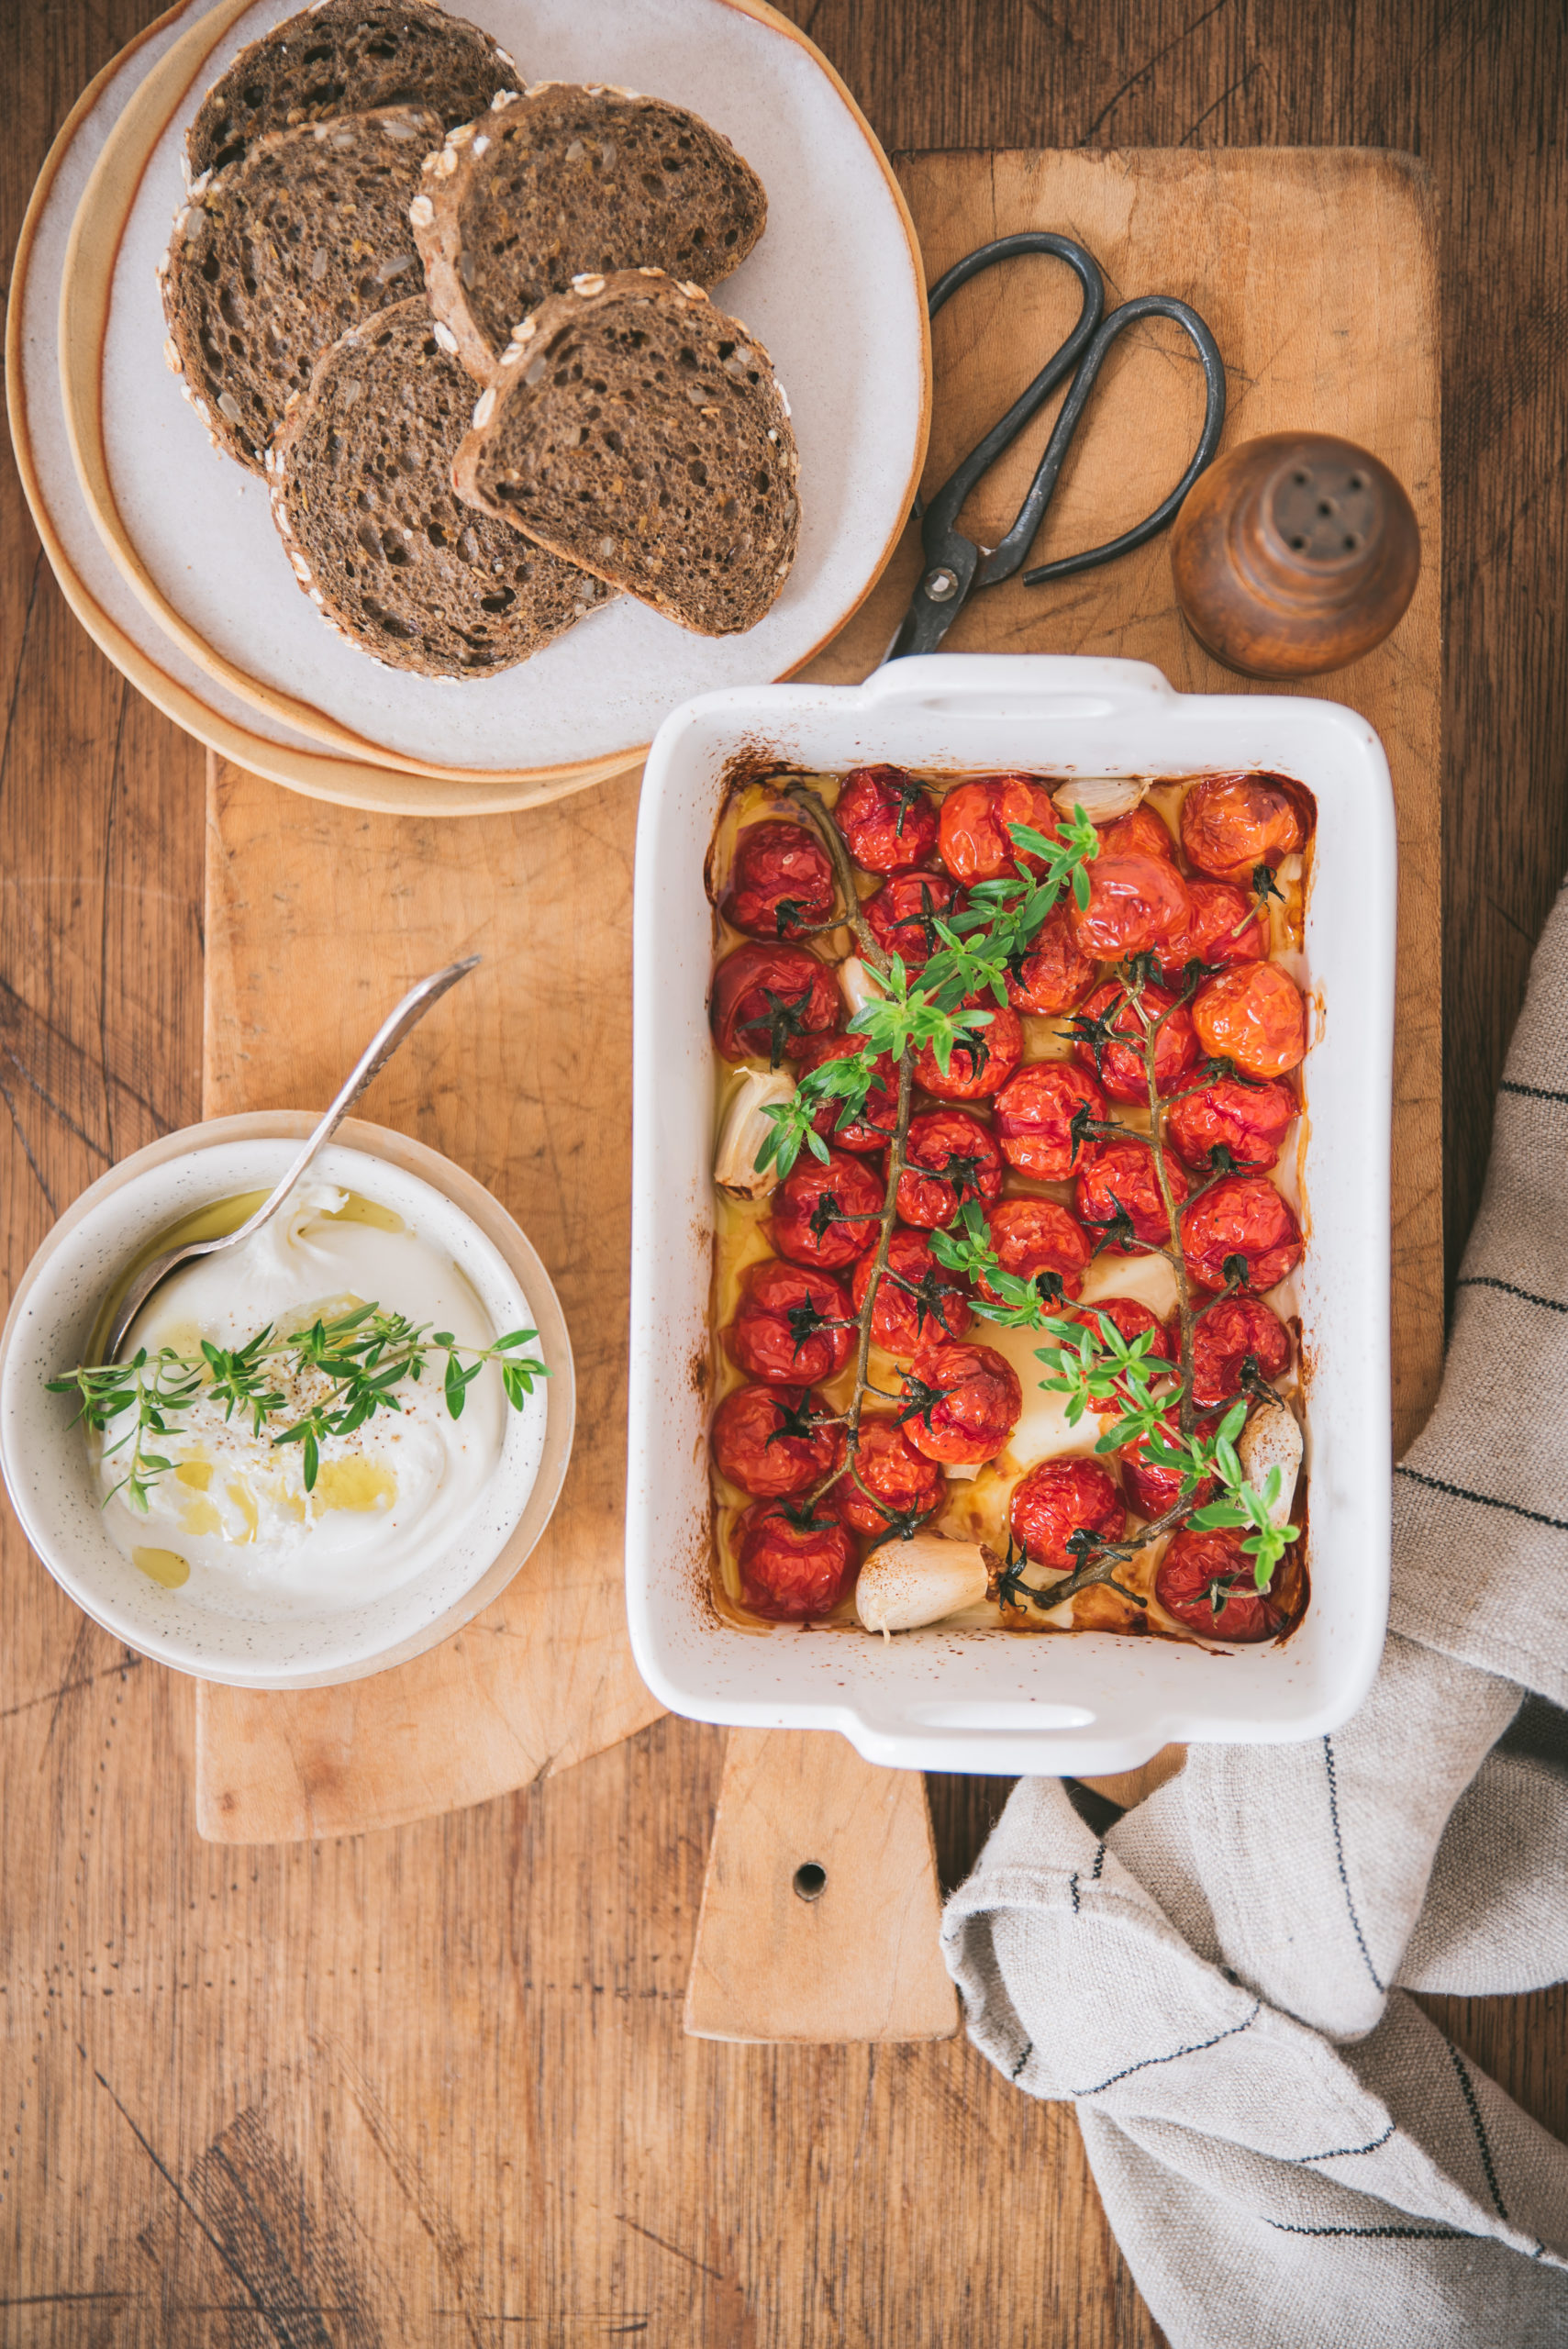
[0,1112,574,1687]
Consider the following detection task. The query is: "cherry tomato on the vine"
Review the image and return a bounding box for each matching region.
[1188,1295,1293,1407]
[899,1340,1022,1464]
[793,1034,899,1152]
[977,1197,1092,1305]
[1074,1135,1189,1250]
[895,1109,1005,1229]
[1004,901,1097,1015]
[709,941,840,1064]
[832,765,940,874]
[1154,878,1268,985]
[1180,772,1310,885]
[725,1261,855,1385]
[937,774,1062,885]
[1073,854,1193,961]
[1156,1523,1285,1642]
[913,1001,1024,1101]
[852,1226,973,1353]
[711,1383,844,1499]
[1180,1174,1304,1293]
[736,1499,857,1620]
[1065,1293,1175,1366]
[1192,961,1308,1078]
[1009,1456,1127,1570]
[1165,1073,1297,1173]
[724,819,835,941]
[1111,1415,1217,1521]
[992,1059,1106,1181]
[772,1148,884,1270]
[1073,979,1198,1105]
[862,870,962,971]
[831,1418,946,1536]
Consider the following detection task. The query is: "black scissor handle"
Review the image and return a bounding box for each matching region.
[920,233,1106,553]
[1010,295,1227,587]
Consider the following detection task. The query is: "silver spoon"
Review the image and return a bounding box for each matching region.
[104,956,481,1362]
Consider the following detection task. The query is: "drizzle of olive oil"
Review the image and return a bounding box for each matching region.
[313,1458,395,1513]
[180,1498,223,1538]
[323,1194,404,1232]
[174,1459,212,1491]
[226,1480,260,1542]
[132,1547,190,1588]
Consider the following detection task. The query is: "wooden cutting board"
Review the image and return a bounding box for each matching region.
[198,147,1440,2037]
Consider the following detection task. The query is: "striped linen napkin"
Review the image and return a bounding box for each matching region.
[942,883,1568,2348]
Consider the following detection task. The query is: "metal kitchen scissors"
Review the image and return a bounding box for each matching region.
[888,232,1226,660]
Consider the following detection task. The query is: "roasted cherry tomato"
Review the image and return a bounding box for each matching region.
[832,1417,946,1536]
[710,941,840,1064]
[773,1148,884,1270]
[794,1034,900,1152]
[1113,1416,1216,1521]
[914,1001,1024,1101]
[724,819,836,941]
[1156,1523,1285,1642]
[1181,1174,1304,1292]
[937,774,1061,885]
[1165,1073,1297,1173]
[1095,803,1176,863]
[1180,772,1309,884]
[832,764,940,874]
[726,1261,855,1385]
[896,1109,1005,1229]
[978,1197,1092,1305]
[900,1340,1022,1464]
[736,1498,857,1620]
[1073,979,1198,1104]
[1192,961,1308,1078]
[1075,1135,1189,1250]
[1189,1295,1293,1407]
[711,1383,845,1498]
[1065,1293,1175,1367]
[1154,878,1268,985]
[863,870,962,971]
[1073,853,1193,961]
[1004,901,1097,1015]
[992,1059,1106,1181]
[1009,1455,1126,1569]
[851,1225,973,1353]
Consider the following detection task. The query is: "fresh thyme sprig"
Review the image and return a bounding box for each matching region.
[50,1302,548,1512]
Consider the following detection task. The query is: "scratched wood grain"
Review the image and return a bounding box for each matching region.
[5,0,1568,2341]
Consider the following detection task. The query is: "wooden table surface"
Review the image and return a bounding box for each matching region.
[3,1,1566,2340]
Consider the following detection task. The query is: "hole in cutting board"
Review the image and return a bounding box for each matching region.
[793,1861,828,1902]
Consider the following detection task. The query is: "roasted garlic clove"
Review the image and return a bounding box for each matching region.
[1051,774,1151,825]
[836,955,885,1018]
[713,1067,795,1199]
[855,1533,991,1634]
[1239,1393,1304,1529]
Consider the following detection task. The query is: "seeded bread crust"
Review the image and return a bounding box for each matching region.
[269,297,610,677]
[452,270,799,636]
[161,106,442,473]
[185,0,516,182]
[411,83,766,384]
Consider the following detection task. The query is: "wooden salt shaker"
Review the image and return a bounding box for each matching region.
[1170,431,1420,678]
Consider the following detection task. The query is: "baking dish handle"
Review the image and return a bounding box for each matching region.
[858,651,1178,717]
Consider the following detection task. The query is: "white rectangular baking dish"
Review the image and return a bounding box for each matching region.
[627,654,1395,1776]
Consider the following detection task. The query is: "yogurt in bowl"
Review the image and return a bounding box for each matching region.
[0,1114,574,1687]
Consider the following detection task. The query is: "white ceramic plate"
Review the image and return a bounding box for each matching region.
[67,0,929,780]
[627,654,1396,1778]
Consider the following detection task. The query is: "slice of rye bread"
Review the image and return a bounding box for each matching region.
[185,0,516,182]
[161,105,443,474]
[410,83,766,384]
[452,270,799,636]
[268,297,611,677]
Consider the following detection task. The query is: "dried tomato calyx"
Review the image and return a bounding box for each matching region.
[784,1297,850,1351]
[806,1189,878,1243]
[886,1267,970,1336]
[763,1394,828,1449]
[775,1496,840,1533]
[1251,863,1286,906]
[757,985,817,1068]
[934,1150,989,1202]
[1081,1193,1143,1255]
[894,1374,957,1433]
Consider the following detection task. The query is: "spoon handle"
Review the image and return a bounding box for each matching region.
[103,957,480,1360]
[223,956,481,1251]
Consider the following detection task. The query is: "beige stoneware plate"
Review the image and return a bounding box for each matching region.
[59,0,930,789]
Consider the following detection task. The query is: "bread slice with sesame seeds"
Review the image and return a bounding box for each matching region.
[269,297,612,677]
[161,104,442,474]
[185,0,516,182]
[411,83,766,384]
[451,269,798,636]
